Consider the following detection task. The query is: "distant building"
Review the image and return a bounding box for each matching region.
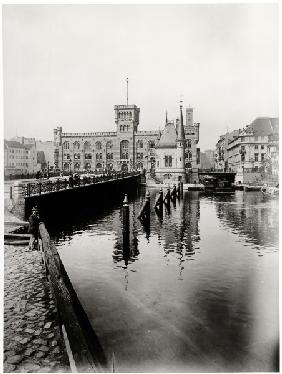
[216,117,279,184]
[215,130,240,170]
[4,140,38,176]
[36,140,55,169]
[10,136,55,171]
[200,149,215,169]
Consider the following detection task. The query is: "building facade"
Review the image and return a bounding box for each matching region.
[4,140,38,176]
[215,130,240,170]
[215,117,279,184]
[54,105,159,173]
[54,103,200,179]
[155,103,196,182]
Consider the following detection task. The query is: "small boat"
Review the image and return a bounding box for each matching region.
[261,184,279,195]
[243,185,262,192]
[202,176,235,194]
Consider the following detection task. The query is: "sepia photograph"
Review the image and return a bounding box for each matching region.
[2,2,279,373]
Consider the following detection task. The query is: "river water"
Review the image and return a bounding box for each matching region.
[53,189,279,372]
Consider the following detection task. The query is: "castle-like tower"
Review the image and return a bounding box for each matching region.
[175,102,186,181]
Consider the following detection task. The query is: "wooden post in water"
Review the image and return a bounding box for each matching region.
[122,194,130,256]
[154,188,163,218]
[180,180,184,198]
[138,191,150,222]
[164,187,170,204]
[177,182,181,199]
[171,184,177,202]
[145,190,150,219]
[122,194,130,236]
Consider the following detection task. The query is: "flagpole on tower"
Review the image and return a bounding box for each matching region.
[126,77,128,105]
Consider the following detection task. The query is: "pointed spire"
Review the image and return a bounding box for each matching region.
[166,110,168,125]
[177,99,185,140]
[126,77,129,105]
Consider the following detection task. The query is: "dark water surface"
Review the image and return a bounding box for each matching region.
[53,189,279,372]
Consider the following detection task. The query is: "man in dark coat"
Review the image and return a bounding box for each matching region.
[28,206,40,250]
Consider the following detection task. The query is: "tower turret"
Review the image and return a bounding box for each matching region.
[176,102,186,180]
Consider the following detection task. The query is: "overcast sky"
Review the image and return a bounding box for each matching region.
[3,4,278,150]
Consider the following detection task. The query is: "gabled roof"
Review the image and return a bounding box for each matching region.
[156,123,177,149]
[4,140,27,149]
[244,117,279,136]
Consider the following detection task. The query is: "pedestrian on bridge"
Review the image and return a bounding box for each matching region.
[28,206,40,251]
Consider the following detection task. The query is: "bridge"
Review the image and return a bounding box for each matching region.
[9,172,142,222]
[198,169,236,183]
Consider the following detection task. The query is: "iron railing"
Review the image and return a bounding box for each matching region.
[24,171,140,197]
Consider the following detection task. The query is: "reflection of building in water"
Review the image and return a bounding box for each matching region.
[215,193,278,250]
[161,192,200,267]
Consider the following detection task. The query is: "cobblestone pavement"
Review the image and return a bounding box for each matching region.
[4,245,71,373]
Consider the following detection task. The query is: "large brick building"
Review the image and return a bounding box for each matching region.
[54,103,200,181]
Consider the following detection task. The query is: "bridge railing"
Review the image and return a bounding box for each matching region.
[24,171,140,197]
[199,168,235,173]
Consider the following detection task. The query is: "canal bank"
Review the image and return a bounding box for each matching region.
[4,244,70,373]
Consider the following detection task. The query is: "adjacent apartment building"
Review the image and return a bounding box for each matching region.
[215,117,279,184]
[4,136,56,177]
[4,140,37,176]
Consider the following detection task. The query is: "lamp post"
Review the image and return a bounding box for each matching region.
[69,158,72,175]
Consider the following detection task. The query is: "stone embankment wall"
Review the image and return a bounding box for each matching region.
[39,222,108,372]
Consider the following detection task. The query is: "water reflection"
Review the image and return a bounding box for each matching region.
[54,188,278,372]
[212,192,279,254]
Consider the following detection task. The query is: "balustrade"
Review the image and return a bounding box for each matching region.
[24,171,140,197]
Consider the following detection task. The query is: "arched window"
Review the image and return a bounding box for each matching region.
[73,141,80,150]
[63,163,69,170]
[136,162,143,170]
[85,163,91,170]
[96,163,102,169]
[106,141,113,149]
[74,163,80,171]
[120,140,129,159]
[148,140,155,148]
[186,162,192,169]
[107,163,113,171]
[84,141,91,152]
[187,151,192,160]
[165,155,172,167]
[95,141,102,150]
[186,140,192,148]
[136,140,143,148]
[63,141,69,150]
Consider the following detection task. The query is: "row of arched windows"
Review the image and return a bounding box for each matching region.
[63,139,157,152]
[120,125,129,132]
[63,140,113,151]
[118,111,132,119]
